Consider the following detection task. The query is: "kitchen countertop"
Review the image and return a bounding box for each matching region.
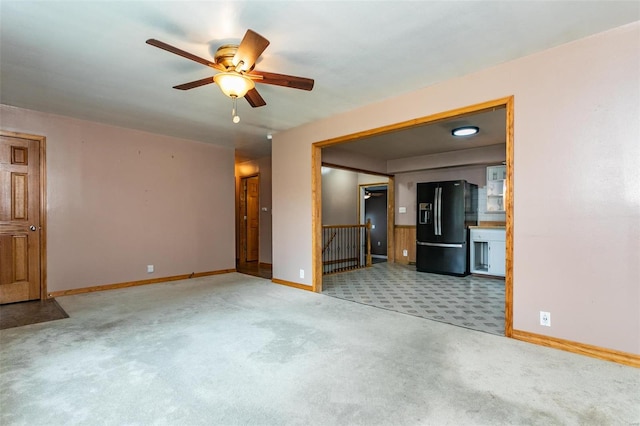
[469,225,506,229]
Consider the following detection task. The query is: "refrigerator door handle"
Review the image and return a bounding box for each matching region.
[436,187,442,236]
[432,188,436,235]
[417,241,464,248]
[439,187,443,235]
[433,188,438,235]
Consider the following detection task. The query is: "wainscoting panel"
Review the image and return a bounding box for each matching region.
[394,225,416,265]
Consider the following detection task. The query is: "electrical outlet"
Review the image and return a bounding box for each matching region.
[540,311,551,326]
[147,265,154,273]
[299,269,304,279]
[402,249,408,257]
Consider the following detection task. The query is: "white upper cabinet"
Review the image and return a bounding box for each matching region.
[486,165,506,213]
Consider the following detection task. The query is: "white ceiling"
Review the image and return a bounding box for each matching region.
[1,1,638,162]
[323,107,507,161]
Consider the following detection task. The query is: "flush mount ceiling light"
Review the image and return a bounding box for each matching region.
[452,126,479,137]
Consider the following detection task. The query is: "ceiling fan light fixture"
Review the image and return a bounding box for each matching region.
[213,72,255,98]
[452,126,479,137]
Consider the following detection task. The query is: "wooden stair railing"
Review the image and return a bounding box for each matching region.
[322,219,372,275]
[322,231,337,254]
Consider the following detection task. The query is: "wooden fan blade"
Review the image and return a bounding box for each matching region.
[146,39,222,70]
[233,30,270,72]
[250,70,314,91]
[245,88,267,108]
[173,76,215,90]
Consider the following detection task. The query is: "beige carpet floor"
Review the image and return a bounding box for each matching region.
[1,273,638,425]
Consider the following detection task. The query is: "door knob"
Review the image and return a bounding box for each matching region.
[29,225,37,231]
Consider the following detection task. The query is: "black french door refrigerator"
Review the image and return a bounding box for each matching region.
[416,180,478,276]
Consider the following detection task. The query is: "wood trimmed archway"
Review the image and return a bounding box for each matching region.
[311,96,514,336]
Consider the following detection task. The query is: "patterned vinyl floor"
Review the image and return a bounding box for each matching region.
[322,262,505,335]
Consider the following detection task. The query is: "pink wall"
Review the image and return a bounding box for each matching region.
[273,23,640,354]
[390,144,507,226]
[1,105,236,292]
[387,144,505,174]
[321,168,358,225]
[395,165,488,226]
[322,146,387,174]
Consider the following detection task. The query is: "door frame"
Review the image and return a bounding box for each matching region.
[312,96,514,336]
[237,173,260,263]
[1,130,47,301]
[358,183,389,258]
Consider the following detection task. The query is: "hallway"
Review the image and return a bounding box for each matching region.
[236,261,272,280]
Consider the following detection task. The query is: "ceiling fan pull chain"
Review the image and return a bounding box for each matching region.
[232,96,240,124]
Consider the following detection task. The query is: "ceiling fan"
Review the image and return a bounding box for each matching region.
[146,29,314,122]
[364,191,385,199]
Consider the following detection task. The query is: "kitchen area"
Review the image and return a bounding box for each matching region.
[414,164,506,279]
[321,106,508,335]
[322,161,508,336]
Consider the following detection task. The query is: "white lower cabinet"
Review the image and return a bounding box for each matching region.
[470,228,506,277]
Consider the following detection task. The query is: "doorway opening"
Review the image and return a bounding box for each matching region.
[237,174,270,279]
[360,184,388,264]
[312,96,514,336]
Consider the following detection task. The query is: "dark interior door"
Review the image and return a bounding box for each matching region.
[365,189,387,255]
